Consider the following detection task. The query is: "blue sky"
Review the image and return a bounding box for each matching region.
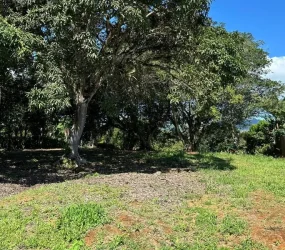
[209,0,285,83]
[209,0,285,57]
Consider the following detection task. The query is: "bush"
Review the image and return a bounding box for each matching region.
[242,120,285,156]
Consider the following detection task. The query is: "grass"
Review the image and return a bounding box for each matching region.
[1,149,285,249]
[0,181,122,250]
[200,153,285,199]
[57,203,108,242]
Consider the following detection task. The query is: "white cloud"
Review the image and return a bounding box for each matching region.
[266,56,285,83]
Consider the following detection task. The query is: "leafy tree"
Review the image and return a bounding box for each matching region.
[244,97,285,156]
[169,26,279,152]
[243,120,276,155]
[102,69,170,150]
[169,25,246,151]
[0,14,40,149]
[10,0,211,162]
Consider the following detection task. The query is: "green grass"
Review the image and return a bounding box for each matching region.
[220,215,247,235]
[57,203,108,242]
[199,153,285,199]
[1,150,285,249]
[0,182,122,250]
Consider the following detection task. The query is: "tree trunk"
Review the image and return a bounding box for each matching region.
[184,130,197,152]
[185,142,196,152]
[185,135,198,152]
[123,131,137,150]
[69,98,88,164]
[139,134,153,151]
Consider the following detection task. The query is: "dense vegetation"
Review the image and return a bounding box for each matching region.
[0,1,284,160]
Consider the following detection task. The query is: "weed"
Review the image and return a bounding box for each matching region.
[57,203,108,242]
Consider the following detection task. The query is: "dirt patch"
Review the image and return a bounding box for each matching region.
[84,211,174,248]
[82,172,205,207]
[85,229,97,247]
[187,152,200,155]
[85,224,123,247]
[242,191,285,250]
[0,183,28,199]
[118,213,140,227]
[156,219,173,235]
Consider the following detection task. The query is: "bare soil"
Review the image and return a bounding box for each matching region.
[80,171,205,206]
[0,183,28,199]
[242,191,285,250]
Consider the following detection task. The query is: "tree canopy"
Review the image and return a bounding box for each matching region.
[1,0,284,160]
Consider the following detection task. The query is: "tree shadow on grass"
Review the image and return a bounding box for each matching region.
[0,148,235,186]
[187,154,236,171]
[0,149,65,186]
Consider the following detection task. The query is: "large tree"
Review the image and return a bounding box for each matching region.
[168,26,278,151]
[9,0,211,162]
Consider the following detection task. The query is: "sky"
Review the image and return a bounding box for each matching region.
[209,0,285,83]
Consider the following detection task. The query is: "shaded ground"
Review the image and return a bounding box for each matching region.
[0,148,233,198]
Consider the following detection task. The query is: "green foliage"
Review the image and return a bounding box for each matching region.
[245,120,272,153]
[4,0,213,157]
[154,140,184,152]
[0,15,35,62]
[197,122,240,153]
[69,240,87,250]
[58,157,78,169]
[169,24,277,152]
[28,83,71,113]
[243,119,285,155]
[2,0,283,159]
[98,128,124,149]
[57,203,108,242]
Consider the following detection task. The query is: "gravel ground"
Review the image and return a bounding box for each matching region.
[80,171,205,206]
[0,171,205,207]
[0,183,28,199]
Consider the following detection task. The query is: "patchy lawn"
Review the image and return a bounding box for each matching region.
[0,149,285,249]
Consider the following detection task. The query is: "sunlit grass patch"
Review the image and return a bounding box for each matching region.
[58,203,108,242]
[0,181,121,250]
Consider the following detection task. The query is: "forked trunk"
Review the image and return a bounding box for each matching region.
[69,100,88,164]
